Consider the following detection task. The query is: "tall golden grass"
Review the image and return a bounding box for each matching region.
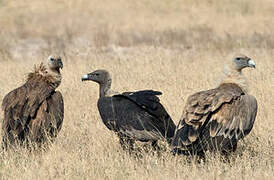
[0,0,273,179]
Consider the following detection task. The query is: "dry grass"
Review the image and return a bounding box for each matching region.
[0,0,273,179]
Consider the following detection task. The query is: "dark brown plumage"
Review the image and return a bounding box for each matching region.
[82,70,176,151]
[1,55,64,149]
[172,54,257,156]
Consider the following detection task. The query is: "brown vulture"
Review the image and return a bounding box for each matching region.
[82,69,176,150]
[172,54,257,156]
[2,55,64,149]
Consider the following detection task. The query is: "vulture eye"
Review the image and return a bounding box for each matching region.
[94,73,99,76]
[50,58,54,61]
[235,57,241,61]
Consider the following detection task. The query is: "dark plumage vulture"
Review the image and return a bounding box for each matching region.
[172,54,257,156]
[2,55,64,149]
[82,70,176,150]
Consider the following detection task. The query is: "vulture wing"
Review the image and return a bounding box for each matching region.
[98,90,175,142]
[2,80,56,146]
[28,91,64,142]
[46,91,64,134]
[172,83,257,153]
[117,90,163,118]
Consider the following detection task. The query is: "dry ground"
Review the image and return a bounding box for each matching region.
[0,0,273,179]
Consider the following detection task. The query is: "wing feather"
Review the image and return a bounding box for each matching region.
[172,83,257,153]
[2,80,56,144]
[46,91,64,134]
[23,91,64,142]
[210,94,257,139]
[98,90,176,142]
[115,90,176,139]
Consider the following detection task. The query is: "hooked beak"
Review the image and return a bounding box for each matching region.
[247,59,256,68]
[81,74,91,81]
[57,59,63,69]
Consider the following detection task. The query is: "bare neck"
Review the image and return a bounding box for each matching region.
[99,79,112,98]
[220,64,248,93]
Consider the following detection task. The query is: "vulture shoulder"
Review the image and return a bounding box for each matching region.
[177,83,257,145]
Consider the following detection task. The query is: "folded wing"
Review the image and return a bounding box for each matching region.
[98,90,176,142]
[172,83,257,153]
[2,81,63,147]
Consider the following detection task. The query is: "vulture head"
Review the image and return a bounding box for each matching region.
[82,69,116,97]
[47,55,63,73]
[233,54,256,71]
[222,54,256,93]
[82,69,111,85]
[27,55,63,88]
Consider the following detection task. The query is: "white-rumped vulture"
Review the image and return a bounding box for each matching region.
[172,54,257,156]
[2,55,64,149]
[82,69,176,150]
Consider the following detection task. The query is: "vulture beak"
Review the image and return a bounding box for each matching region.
[82,74,92,81]
[247,59,256,68]
[57,59,63,69]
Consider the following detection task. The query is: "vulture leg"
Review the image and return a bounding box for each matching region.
[118,134,134,152]
[2,132,15,150]
[151,141,161,151]
[218,143,238,163]
[221,142,237,156]
[2,131,26,150]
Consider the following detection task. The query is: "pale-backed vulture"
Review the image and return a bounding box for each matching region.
[2,55,64,149]
[172,54,257,156]
[82,69,176,150]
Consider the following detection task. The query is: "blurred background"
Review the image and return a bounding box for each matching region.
[1,0,274,60]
